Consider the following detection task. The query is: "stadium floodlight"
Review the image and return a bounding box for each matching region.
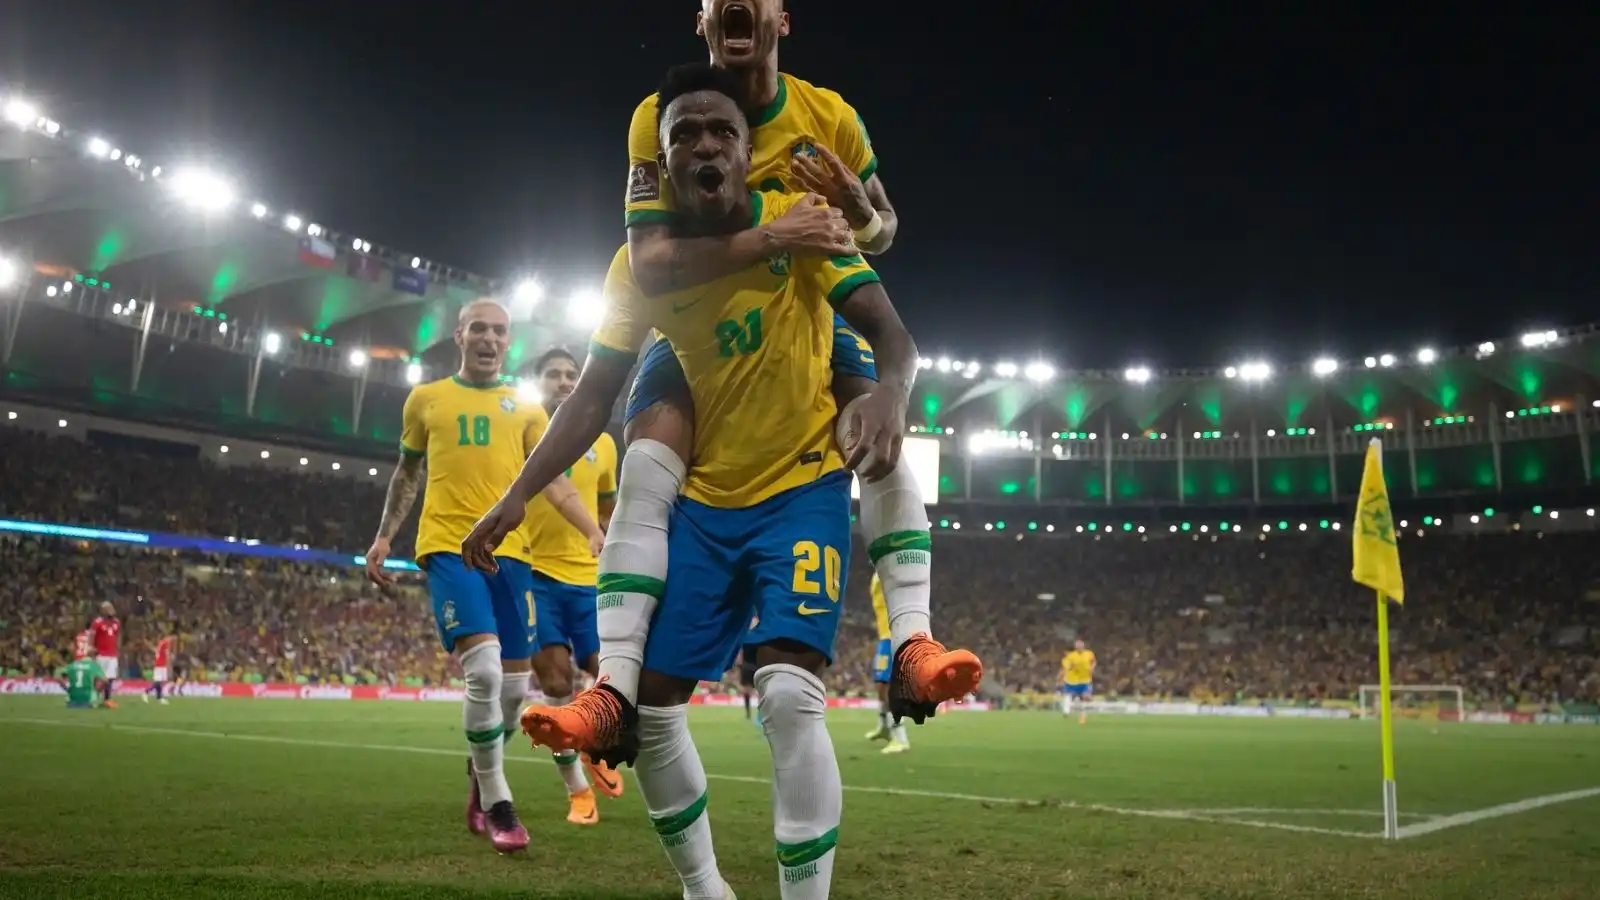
[347,349,368,370]
[3,97,39,128]
[994,361,1018,378]
[368,467,378,476]
[250,202,268,219]
[962,361,981,379]
[262,331,282,355]
[1364,356,1377,368]
[1223,365,1238,379]
[509,279,544,319]
[916,357,933,369]
[1476,341,1495,357]
[1378,353,1396,367]
[405,362,423,385]
[306,223,324,237]
[1415,347,1437,365]
[1520,329,1557,348]
[1124,365,1152,384]
[352,238,371,253]
[43,119,60,135]
[1236,361,1271,382]
[167,168,237,213]
[332,462,342,471]
[1312,357,1338,377]
[86,136,112,158]
[109,148,122,161]
[282,214,303,233]
[0,256,18,290]
[565,289,605,329]
[410,256,423,269]
[1024,361,1055,383]
[935,357,952,372]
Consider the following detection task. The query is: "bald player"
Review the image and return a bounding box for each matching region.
[364,298,604,855]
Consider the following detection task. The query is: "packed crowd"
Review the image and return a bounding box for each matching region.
[2,426,1598,705]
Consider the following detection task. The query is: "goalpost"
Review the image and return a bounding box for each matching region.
[1358,684,1465,723]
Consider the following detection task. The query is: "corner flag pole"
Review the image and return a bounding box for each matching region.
[1352,437,1405,840]
[1375,587,1399,839]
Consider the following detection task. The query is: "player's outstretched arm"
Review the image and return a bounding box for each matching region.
[627,195,854,296]
[365,452,422,585]
[461,352,636,572]
[834,280,917,480]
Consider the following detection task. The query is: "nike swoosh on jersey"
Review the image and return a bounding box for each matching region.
[796,604,832,616]
[671,296,706,313]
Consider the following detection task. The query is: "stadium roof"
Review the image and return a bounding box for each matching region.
[0,98,593,376]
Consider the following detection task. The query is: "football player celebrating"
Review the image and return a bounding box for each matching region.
[365,299,603,855]
[598,0,967,748]
[465,63,961,900]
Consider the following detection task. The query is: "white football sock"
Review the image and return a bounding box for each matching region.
[460,640,511,808]
[546,693,592,794]
[757,664,841,900]
[596,439,683,704]
[859,461,932,651]
[636,705,727,900]
[890,721,909,746]
[499,668,530,747]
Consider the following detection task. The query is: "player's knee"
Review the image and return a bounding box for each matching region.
[751,639,828,677]
[638,670,699,708]
[754,664,826,725]
[459,640,504,703]
[623,400,695,462]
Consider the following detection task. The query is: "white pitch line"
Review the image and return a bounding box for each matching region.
[1174,807,1438,821]
[1394,787,1600,839]
[0,716,1382,839]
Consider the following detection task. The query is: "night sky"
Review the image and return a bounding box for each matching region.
[3,1,1596,369]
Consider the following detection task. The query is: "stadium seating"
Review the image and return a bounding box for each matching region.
[3,427,1595,705]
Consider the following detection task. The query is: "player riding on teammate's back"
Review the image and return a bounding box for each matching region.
[560,0,976,751]
[462,61,947,900]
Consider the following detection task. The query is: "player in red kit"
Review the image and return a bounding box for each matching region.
[144,635,175,705]
[89,602,122,709]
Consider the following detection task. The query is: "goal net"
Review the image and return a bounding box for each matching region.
[1358,684,1465,723]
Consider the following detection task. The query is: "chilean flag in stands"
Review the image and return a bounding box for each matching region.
[298,236,337,269]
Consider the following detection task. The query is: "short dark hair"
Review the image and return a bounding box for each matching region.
[533,347,579,375]
[656,62,749,130]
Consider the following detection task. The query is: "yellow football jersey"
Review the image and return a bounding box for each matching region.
[591,190,879,508]
[1061,650,1097,685]
[624,73,877,228]
[523,432,618,585]
[870,574,891,641]
[400,376,547,563]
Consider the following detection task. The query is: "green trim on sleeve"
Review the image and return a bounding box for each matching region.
[625,209,678,229]
[857,155,879,183]
[826,270,882,308]
[399,444,425,459]
[587,339,640,365]
[749,191,765,229]
[597,491,618,500]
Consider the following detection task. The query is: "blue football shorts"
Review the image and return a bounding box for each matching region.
[530,569,600,663]
[872,638,893,684]
[641,471,854,682]
[624,315,877,423]
[422,552,535,659]
[1062,682,1092,698]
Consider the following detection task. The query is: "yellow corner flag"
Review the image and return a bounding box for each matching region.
[1352,437,1405,839]
[1352,439,1404,604]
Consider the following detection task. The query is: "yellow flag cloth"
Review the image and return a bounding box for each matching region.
[1352,439,1405,603]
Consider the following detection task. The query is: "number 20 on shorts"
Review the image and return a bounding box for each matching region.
[791,540,841,601]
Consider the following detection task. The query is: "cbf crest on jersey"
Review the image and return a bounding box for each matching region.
[585,448,599,463]
[768,251,792,277]
[500,397,516,412]
[791,140,817,159]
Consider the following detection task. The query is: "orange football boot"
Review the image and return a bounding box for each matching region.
[521,683,640,768]
[888,633,983,725]
[566,787,599,825]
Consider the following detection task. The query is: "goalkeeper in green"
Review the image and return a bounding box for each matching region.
[62,656,102,709]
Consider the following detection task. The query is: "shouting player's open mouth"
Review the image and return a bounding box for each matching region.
[472,348,499,368]
[719,2,755,53]
[693,164,727,200]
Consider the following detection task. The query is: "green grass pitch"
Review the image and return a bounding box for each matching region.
[1,697,1596,899]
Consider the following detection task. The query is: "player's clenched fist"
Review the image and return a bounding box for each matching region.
[461,499,527,574]
[759,192,855,257]
[838,391,906,483]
